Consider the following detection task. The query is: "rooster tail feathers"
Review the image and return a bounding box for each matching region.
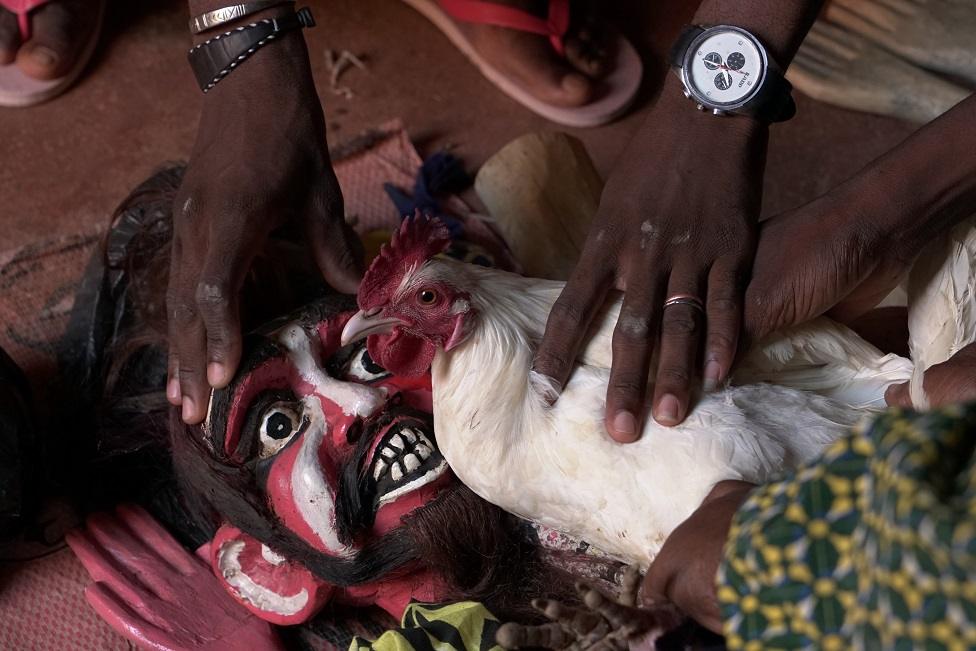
[359,212,452,308]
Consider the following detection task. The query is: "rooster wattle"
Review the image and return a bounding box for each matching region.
[341,215,971,566]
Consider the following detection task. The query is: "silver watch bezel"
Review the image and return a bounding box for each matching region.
[679,25,769,112]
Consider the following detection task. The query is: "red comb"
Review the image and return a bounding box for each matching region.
[359,212,451,308]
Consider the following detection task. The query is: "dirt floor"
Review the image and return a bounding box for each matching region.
[0,0,916,253]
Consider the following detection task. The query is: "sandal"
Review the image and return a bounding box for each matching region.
[0,0,106,108]
[402,0,643,128]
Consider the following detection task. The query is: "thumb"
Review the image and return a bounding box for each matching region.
[885,381,912,408]
[307,187,364,295]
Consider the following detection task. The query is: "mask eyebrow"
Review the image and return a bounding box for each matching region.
[210,335,289,459]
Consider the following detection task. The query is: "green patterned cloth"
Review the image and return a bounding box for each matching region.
[718,404,976,650]
[350,601,501,651]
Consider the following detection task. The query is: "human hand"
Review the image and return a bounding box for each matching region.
[743,189,915,344]
[168,29,363,424]
[641,480,753,635]
[885,342,976,409]
[535,81,765,437]
[66,504,284,651]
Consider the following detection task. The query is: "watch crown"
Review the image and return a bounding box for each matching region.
[683,89,691,99]
[712,108,725,116]
[696,104,705,111]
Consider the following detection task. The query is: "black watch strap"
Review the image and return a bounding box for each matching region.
[187,6,315,93]
[668,25,704,69]
[669,24,795,123]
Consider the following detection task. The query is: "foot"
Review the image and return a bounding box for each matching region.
[0,0,98,80]
[788,20,969,124]
[829,0,976,86]
[495,566,686,650]
[448,0,614,108]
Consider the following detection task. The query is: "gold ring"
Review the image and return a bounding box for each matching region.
[663,294,704,312]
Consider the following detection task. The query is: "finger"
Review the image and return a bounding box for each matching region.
[85,583,177,651]
[885,381,912,407]
[115,505,200,575]
[307,181,364,294]
[702,257,745,392]
[169,266,209,424]
[66,529,154,609]
[535,248,615,400]
[195,251,246,390]
[652,266,706,427]
[533,598,604,635]
[86,512,185,601]
[604,265,661,442]
[496,622,576,650]
[166,239,183,407]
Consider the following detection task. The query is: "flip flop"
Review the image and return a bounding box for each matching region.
[402,0,643,128]
[0,0,105,108]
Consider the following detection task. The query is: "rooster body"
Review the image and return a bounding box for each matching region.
[344,217,972,566]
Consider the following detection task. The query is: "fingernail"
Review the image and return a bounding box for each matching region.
[30,45,57,67]
[167,377,181,404]
[704,361,723,391]
[613,411,637,438]
[656,395,680,425]
[181,397,196,423]
[207,362,227,387]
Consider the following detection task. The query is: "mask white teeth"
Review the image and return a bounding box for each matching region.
[415,443,431,460]
[381,447,396,459]
[403,453,421,472]
[391,464,403,481]
[401,428,417,444]
[417,432,433,449]
[372,458,388,481]
[388,434,405,450]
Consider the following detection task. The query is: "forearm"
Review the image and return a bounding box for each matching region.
[838,92,976,252]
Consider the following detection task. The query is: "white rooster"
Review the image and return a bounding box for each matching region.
[341,215,971,566]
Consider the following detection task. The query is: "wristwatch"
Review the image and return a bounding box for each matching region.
[669,24,795,123]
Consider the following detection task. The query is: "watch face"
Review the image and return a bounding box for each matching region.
[685,28,765,107]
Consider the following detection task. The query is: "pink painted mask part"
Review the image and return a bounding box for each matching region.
[0,0,48,40]
[65,504,284,651]
[191,296,456,623]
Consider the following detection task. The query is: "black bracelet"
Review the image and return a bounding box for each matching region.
[187,6,315,93]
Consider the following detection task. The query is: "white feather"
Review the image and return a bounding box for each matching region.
[393,218,976,566]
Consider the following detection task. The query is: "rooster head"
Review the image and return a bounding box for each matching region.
[341,214,475,377]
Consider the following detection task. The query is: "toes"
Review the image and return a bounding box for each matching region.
[16,0,96,81]
[564,32,611,78]
[0,10,19,65]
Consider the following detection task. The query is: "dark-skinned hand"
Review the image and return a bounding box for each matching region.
[885,342,976,409]
[743,188,916,345]
[641,479,754,635]
[535,82,766,440]
[167,28,363,423]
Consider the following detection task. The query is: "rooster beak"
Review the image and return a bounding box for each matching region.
[341,309,406,346]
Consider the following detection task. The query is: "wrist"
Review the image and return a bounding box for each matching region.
[655,74,768,144]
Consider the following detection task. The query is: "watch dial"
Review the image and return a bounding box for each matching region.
[688,30,762,106]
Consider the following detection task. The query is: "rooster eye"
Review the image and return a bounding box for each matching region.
[418,289,438,305]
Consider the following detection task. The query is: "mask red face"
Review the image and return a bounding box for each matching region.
[199,299,455,624]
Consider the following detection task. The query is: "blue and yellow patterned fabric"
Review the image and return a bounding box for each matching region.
[719,404,976,650]
[350,601,502,651]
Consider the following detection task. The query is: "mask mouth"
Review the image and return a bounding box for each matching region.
[366,413,447,507]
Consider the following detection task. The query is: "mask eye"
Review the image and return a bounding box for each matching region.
[258,401,304,459]
[417,289,438,305]
[345,344,391,383]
